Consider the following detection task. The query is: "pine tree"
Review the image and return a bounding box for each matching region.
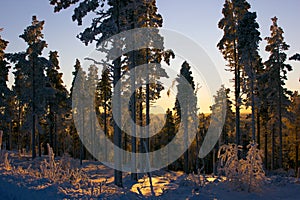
[0,32,13,149]
[211,85,235,145]
[289,92,300,173]
[47,51,69,155]
[150,108,176,169]
[8,16,49,159]
[217,0,251,146]
[237,11,261,141]
[86,64,98,159]
[121,0,173,180]
[174,61,198,173]
[50,0,172,186]
[70,59,87,165]
[209,85,235,174]
[96,67,112,162]
[264,16,293,169]
[70,59,81,99]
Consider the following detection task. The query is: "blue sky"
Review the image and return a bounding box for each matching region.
[1,0,300,112]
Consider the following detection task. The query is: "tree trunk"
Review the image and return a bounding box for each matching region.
[8,122,12,151]
[296,127,299,176]
[80,108,84,165]
[104,100,108,162]
[139,86,145,173]
[38,126,41,157]
[113,56,122,187]
[257,111,261,148]
[32,57,36,159]
[54,113,58,156]
[130,51,137,181]
[113,0,123,187]
[145,48,150,156]
[264,132,268,170]
[233,40,241,146]
[183,110,189,174]
[250,69,256,141]
[271,124,275,170]
[278,67,283,169]
[129,14,137,180]
[49,105,53,149]
[17,102,21,151]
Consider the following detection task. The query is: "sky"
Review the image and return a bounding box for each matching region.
[0,0,300,113]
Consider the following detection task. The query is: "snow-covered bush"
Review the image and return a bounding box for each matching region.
[40,144,88,185]
[240,142,266,192]
[0,151,12,170]
[218,143,241,185]
[218,141,267,192]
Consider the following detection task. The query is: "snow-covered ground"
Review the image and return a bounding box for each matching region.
[0,151,299,199]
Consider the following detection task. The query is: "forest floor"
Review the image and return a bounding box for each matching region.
[0,151,300,199]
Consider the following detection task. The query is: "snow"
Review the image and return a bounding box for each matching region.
[0,151,300,199]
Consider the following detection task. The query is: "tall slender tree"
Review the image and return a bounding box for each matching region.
[50,0,172,186]
[47,51,69,155]
[217,0,250,146]
[264,17,293,168]
[237,11,261,141]
[211,85,235,145]
[0,32,13,149]
[96,67,112,161]
[174,61,197,173]
[87,64,98,159]
[70,59,87,165]
[8,16,49,159]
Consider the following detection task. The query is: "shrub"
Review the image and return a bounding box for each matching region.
[218,141,266,192]
[40,144,88,185]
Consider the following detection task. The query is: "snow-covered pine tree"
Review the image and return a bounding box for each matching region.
[70,59,87,165]
[121,0,173,180]
[70,59,82,100]
[173,61,198,173]
[210,85,235,173]
[217,0,251,146]
[47,51,70,155]
[0,32,13,148]
[50,0,173,185]
[264,16,293,169]
[7,16,50,159]
[95,67,112,162]
[237,11,261,141]
[86,64,98,160]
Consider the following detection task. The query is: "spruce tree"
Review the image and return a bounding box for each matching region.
[8,16,49,159]
[70,59,87,165]
[47,51,69,155]
[87,64,98,159]
[237,11,261,141]
[264,17,293,168]
[211,85,235,145]
[289,92,300,173]
[174,61,198,173]
[96,67,112,162]
[218,0,251,146]
[50,0,172,186]
[0,32,13,148]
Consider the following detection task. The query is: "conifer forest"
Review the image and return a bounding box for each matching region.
[0,0,299,199]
